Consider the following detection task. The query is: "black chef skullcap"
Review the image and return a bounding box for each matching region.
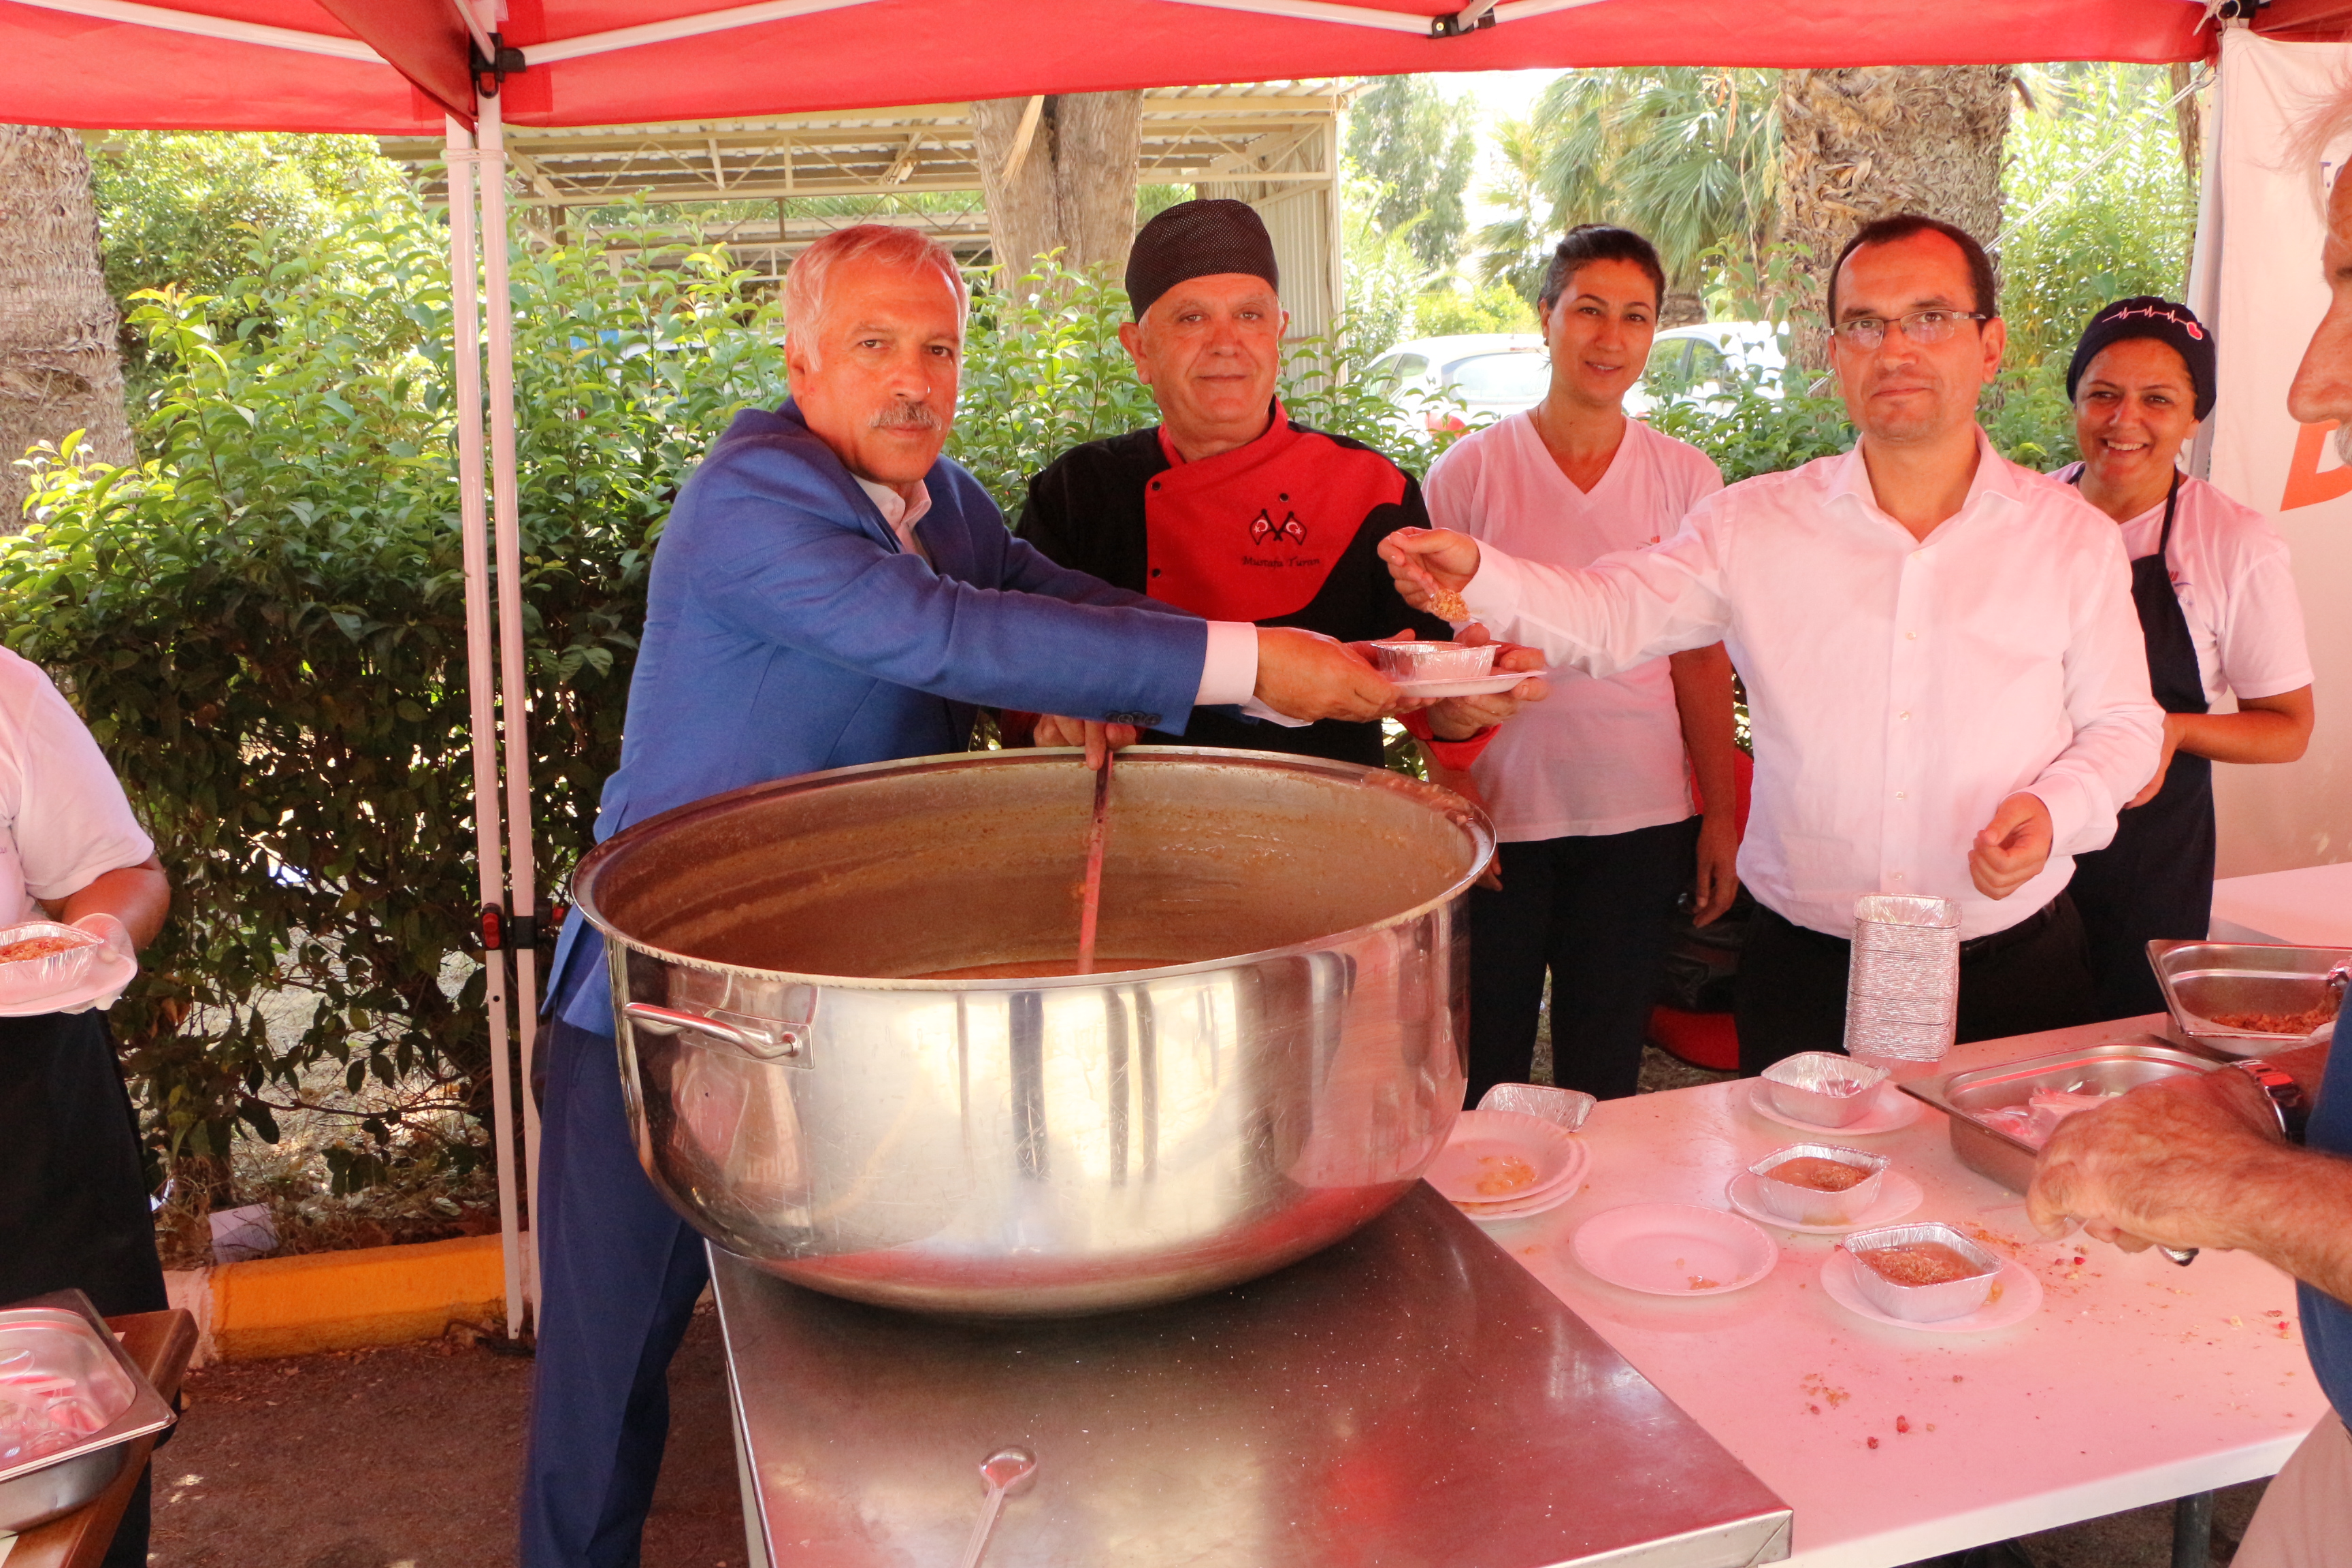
[2066,297,2217,421]
[1124,199,1279,321]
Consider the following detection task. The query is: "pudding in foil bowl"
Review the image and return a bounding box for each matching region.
[1748,1144,1888,1227]
[1842,1223,2002,1322]
[1367,640,1497,683]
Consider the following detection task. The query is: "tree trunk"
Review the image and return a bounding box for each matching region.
[0,125,133,531]
[1776,67,2013,368]
[970,93,1143,291]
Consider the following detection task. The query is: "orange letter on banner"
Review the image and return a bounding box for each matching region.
[2282,421,2352,510]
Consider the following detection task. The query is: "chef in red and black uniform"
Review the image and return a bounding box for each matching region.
[1017,199,1545,766]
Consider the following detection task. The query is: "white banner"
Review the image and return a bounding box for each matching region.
[2199,29,2352,875]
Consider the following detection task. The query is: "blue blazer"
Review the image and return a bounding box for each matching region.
[548,399,1208,1033]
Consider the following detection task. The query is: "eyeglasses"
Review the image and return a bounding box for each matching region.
[1830,310,1990,350]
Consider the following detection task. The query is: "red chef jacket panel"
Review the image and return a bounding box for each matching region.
[1143,406,1409,625]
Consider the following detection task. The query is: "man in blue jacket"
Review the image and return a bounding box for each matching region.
[522,224,1401,1567]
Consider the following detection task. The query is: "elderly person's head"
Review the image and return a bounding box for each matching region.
[2290,98,2352,440]
[1826,214,2007,448]
[1117,199,1288,460]
[784,225,970,485]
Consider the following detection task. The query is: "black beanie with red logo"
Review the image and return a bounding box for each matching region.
[2066,296,2217,420]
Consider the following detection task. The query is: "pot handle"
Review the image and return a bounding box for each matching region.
[623,1001,805,1062]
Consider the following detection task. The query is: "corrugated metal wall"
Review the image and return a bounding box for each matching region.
[1196,118,1340,342]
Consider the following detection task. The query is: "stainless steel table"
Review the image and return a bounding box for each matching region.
[712,1184,1791,1566]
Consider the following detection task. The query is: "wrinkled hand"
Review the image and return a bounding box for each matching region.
[1969,791,2053,899]
[1690,813,1740,926]
[1377,528,1482,613]
[2026,1068,2283,1254]
[2127,715,2184,809]
[1032,715,1139,770]
[1254,627,1407,723]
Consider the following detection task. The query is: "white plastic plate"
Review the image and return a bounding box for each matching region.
[1426,1109,1583,1206]
[1571,1203,1778,1297]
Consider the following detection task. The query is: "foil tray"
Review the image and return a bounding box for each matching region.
[2149,940,2351,1058]
[1843,1222,2002,1322]
[0,1290,178,1533]
[1748,1143,1889,1227]
[1899,1038,2227,1194]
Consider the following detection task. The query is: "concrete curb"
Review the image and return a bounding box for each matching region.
[163,1234,508,1365]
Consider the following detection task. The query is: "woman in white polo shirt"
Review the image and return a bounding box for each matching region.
[0,646,172,1568]
[2055,297,2315,1020]
[1423,225,1741,1103]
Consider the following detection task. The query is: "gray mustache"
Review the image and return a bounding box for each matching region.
[869,402,943,432]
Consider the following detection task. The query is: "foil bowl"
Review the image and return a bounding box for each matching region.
[1748,1144,1887,1227]
[1761,1051,1888,1128]
[0,922,101,1004]
[1842,1222,2001,1322]
[1368,640,1497,682]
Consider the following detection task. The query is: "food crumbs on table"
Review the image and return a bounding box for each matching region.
[1867,1436,1880,1449]
[1987,1281,2004,1303]
[1926,1422,1936,1432]
[1953,1375,1963,1382]
[1688,1275,1720,1290]
[1808,1404,1821,1415]
[1895,1416,1910,1433]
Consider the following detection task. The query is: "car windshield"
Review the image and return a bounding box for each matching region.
[1443,351,1550,404]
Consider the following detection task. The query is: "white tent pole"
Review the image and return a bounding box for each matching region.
[448,114,527,1340]
[477,92,546,1317]
[7,0,378,59]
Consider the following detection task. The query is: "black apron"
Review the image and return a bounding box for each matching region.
[2065,473,2215,1020]
[0,1008,168,1316]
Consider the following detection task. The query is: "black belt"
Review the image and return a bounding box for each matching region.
[1957,895,2066,962]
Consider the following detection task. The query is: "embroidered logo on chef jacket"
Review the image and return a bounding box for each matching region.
[1144,405,1405,623]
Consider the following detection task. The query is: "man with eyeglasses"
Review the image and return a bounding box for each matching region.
[1385,213,2162,1069]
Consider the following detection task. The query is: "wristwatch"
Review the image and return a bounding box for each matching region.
[2232,1058,2306,1144]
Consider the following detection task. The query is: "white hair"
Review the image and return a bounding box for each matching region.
[2291,76,2352,212]
[783,225,969,368]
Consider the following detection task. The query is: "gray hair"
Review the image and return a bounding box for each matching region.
[783,225,969,368]
[2290,76,2352,210]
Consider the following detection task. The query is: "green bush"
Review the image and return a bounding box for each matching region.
[4,196,788,1179]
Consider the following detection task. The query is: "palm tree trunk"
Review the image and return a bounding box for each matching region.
[1776,67,2014,368]
[0,125,134,532]
[970,93,1143,292]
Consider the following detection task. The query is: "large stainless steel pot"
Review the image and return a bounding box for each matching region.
[571,747,1488,1316]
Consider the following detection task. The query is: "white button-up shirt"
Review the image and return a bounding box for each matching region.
[1463,431,2163,940]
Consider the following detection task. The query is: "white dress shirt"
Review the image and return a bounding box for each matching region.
[1461,431,2164,941]
[855,475,1262,709]
[1426,414,1724,840]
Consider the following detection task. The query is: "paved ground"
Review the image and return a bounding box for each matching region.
[150,1307,747,1567]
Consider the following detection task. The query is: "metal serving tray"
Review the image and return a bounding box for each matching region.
[1899,1039,2227,1194]
[0,1290,178,1532]
[2149,940,2350,1058]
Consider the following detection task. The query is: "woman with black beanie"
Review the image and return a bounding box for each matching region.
[2056,297,2316,1018]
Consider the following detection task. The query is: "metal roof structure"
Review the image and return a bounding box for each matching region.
[378,82,1349,284]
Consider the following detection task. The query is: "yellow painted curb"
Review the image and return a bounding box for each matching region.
[202,1234,509,1360]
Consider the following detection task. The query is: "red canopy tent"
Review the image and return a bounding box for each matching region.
[5,1,2215,133]
[0,0,2246,1331]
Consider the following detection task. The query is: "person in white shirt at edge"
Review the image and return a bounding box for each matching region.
[2049,296,2314,1022]
[1384,212,2164,1073]
[1421,223,1740,1105]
